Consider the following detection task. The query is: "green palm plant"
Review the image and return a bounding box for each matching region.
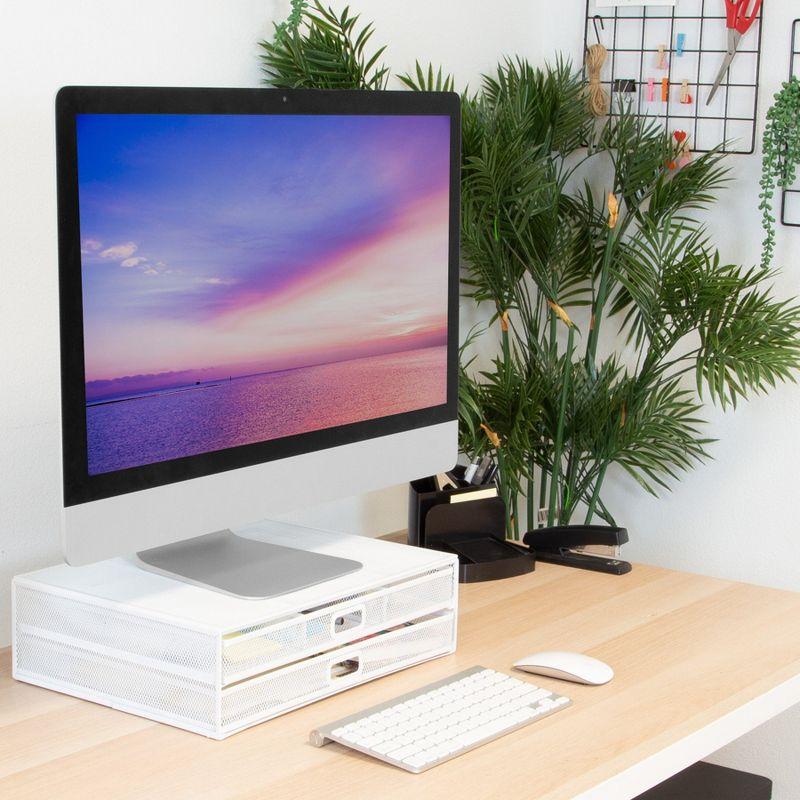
[454,59,800,535]
[259,0,389,90]
[260,4,800,538]
[452,60,800,536]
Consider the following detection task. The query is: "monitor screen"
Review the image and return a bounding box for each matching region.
[74,112,451,477]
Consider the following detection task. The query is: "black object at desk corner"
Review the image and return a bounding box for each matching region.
[408,471,534,583]
[635,761,771,800]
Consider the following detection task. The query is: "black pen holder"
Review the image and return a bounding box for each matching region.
[408,470,534,583]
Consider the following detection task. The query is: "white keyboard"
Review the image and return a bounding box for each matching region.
[310,665,570,773]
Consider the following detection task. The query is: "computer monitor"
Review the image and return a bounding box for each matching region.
[55,86,460,596]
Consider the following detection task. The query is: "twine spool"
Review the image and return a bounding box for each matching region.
[586,43,609,117]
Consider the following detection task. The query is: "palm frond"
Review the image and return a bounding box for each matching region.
[397,61,454,92]
[614,376,711,495]
[259,1,389,89]
[697,274,800,407]
[647,147,730,222]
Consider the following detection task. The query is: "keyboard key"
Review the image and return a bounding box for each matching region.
[404,754,429,770]
[389,744,419,760]
[554,696,570,706]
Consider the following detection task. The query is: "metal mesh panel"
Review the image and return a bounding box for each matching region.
[359,615,456,676]
[384,571,455,622]
[220,613,455,733]
[221,566,455,683]
[15,585,217,678]
[222,659,333,728]
[15,631,216,728]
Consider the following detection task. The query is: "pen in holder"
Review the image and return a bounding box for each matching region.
[408,466,535,583]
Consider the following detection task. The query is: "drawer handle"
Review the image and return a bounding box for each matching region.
[331,606,365,637]
[330,655,361,681]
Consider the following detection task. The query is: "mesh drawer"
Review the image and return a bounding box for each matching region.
[220,612,455,733]
[14,631,217,730]
[14,584,217,679]
[221,566,455,683]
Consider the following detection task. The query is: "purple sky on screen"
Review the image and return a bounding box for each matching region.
[77,114,450,396]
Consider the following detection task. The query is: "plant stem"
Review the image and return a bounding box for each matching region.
[560,452,572,524]
[526,457,535,533]
[538,462,549,528]
[497,449,513,540]
[541,299,559,527]
[596,496,618,527]
[560,446,582,524]
[585,228,616,378]
[548,325,575,527]
[548,307,557,360]
[501,323,511,365]
[584,462,608,524]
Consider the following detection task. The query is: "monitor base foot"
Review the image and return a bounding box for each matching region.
[136,528,362,599]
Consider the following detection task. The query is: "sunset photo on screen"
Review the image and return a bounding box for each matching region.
[76,113,450,475]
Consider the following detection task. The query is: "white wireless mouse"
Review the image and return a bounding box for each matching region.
[513,651,614,685]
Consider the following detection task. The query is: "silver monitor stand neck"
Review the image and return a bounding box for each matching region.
[136,528,362,600]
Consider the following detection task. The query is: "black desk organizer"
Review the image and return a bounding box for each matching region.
[408,470,534,583]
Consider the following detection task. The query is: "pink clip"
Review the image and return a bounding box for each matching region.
[648,77,655,102]
[672,130,692,169]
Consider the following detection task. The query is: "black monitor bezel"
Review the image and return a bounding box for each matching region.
[56,86,460,508]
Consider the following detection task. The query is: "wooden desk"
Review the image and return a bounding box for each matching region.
[3,558,800,800]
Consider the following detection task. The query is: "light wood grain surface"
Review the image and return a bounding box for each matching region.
[3,554,800,800]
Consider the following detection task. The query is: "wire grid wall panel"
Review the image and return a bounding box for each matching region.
[780,19,800,227]
[583,0,763,154]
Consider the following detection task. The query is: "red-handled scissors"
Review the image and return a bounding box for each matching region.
[706,0,763,105]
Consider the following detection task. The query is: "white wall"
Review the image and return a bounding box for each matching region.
[2,0,799,795]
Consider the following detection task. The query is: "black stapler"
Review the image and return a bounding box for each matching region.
[522,525,632,575]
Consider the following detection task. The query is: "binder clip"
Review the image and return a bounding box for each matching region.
[612,78,637,110]
[612,78,637,93]
[675,32,686,57]
[676,130,692,166]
